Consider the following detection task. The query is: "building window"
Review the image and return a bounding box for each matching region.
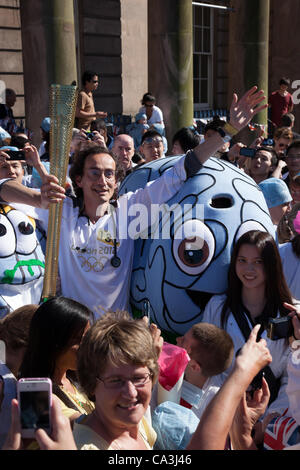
[193,5,213,110]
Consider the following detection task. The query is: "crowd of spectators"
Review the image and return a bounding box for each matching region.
[1,73,300,453]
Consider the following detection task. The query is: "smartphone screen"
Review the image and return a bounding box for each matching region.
[239,147,256,158]
[19,390,50,430]
[6,150,25,161]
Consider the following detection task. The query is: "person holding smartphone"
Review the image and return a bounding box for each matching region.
[19,297,94,424]
[201,229,300,447]
[0,146,26,183]
[2,322,272,451]
[2,395,77,450]
[228,310,300,450]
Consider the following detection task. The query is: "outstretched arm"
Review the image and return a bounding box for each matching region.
[193,86,267,165]
[0,174,66,209]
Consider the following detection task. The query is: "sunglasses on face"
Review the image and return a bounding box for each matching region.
[143,138,163,147]
[86,168,116,180]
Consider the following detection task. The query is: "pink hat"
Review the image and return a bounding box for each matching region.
[293,211,300,234]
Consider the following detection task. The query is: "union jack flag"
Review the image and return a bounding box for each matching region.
[264,409,300,450]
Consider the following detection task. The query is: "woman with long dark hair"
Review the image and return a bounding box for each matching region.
[20,296,94,422]
[201,230,300,424]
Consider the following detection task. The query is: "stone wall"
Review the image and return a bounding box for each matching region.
[79,0,122,114]
[0,0,25,123]
[269,0,300,133]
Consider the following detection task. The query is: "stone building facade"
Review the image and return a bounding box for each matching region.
[0,0,299,145]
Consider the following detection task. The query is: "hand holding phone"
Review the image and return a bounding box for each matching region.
[3,395,76,450]
[85,131,94,140]
[142,300,151,325]
[17,378,52,439]
[267,316,293,340]
[35,396,77,450]
[239,147,257,158]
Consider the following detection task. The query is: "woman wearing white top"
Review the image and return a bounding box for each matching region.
[201,230,300,433]
[139,92,165,129]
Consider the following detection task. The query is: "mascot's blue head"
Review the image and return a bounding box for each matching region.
[119,156,275,336]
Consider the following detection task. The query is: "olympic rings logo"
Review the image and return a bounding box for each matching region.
[77,255,108,272]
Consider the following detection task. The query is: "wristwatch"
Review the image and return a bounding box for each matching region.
[216,122,239,143]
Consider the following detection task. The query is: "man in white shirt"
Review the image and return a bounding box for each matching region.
[0,87,267,319]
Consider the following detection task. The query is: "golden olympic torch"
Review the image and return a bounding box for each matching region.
[42,84,78,300]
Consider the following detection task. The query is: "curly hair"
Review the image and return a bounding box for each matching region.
[69,145,125,200]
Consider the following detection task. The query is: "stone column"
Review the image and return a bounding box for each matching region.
[148,0,193,148]
[120,0,148,116]
[228,0,270,133]
[20,0,77,145]
[244,0,270,128]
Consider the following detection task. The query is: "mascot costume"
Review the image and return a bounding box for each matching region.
[119,156,275,339]
[0,203,45,318]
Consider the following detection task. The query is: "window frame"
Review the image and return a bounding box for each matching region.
[193,5,214,110]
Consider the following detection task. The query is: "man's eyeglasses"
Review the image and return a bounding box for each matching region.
[145,104,154,108]
[92,80,99,83]
[143,138,162,145]
[97,372,152,390]
[143,138,163,149]
[86,168,116,180]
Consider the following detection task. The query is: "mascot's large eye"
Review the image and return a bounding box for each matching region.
[6,210,37,255]
[0,224,6,236]
[18,222,34,235]
[235,221,267,242]
[172,220,215,275]
[178,237,209,266]
[0,214,16,257]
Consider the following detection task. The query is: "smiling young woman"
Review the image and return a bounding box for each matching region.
[201,230,299,444]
